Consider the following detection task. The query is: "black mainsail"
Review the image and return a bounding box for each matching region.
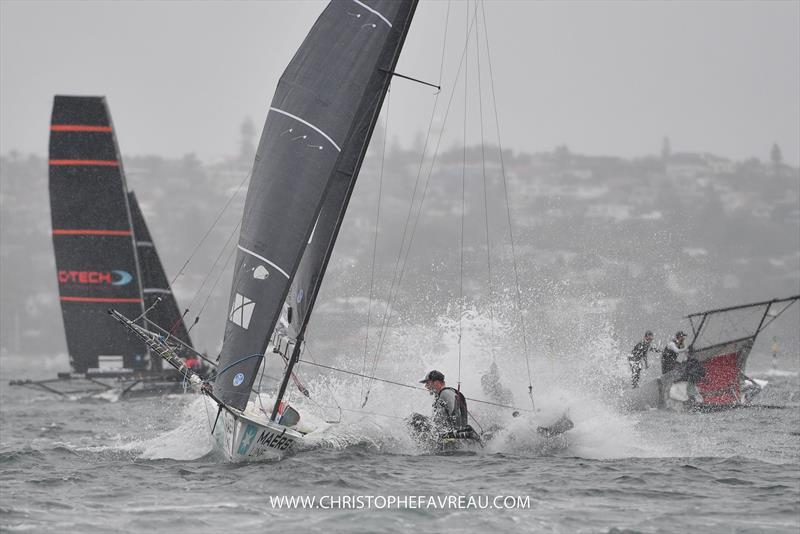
[215,0,418,411]
[128,191,193,366]
[50,96,148,373]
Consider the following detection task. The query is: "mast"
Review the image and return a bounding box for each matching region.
[271,3,419,419]
[49,95,148,372]
[214,0,418,411]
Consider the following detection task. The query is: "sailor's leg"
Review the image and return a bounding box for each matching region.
[629,360,640,388]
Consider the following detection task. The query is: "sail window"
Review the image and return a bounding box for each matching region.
[229,293,255,329]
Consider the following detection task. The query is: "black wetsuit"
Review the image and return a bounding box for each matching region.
[661,340,686,374]
[629,341,652,388]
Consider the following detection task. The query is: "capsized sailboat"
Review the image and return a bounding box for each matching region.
[9,96,196,399]
[626,295,799,412]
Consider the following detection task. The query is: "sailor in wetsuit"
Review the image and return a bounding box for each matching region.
[420,370,468,431]
[408,370,479,447]
[629,330,659,388]
[661,331,689,374]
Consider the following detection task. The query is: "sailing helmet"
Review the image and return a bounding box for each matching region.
[420,370,445,383]
[675,330,687,338]
[644,330,653,337]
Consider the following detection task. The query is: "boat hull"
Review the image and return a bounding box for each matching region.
[208,398,303,461]
[626,340,763,412]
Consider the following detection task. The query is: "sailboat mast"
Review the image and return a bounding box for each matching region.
[270,0,419,419]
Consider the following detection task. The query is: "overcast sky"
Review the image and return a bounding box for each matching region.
[1,0,798,165]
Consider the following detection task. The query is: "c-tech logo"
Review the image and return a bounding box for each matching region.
[58,270,133,286]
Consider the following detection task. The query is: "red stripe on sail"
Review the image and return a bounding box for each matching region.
[53,229,131,236]
[60,297,142,303]
[49,159,119,166]
[50,125,112,132]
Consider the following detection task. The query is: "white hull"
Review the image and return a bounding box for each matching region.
[206,397,304,461]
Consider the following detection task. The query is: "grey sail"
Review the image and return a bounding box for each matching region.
[49,95,148,373]
[128,192,193,366]
[214,0,418,410]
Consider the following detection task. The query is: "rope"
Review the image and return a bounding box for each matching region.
[187,224,241,334]
[214,353,263,379]
[475,3,495,361]
[458,0,470,390]
[363,6,479,403]
[360,87,391,401]
[480,0,534,408]
[185,218,242,323]
[301,340,344,420]
[169,169,250,287]
[300,358,532,413]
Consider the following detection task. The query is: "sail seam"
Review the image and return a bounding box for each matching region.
[237,244,290,279]
[269,107,341,152]
[350,0,392,27]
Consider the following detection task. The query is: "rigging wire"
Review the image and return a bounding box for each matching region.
[363,4,479,404]
[458,0,471,390]
[142,166,249,332]
[360,86,391,401]
[301,340,344,423]
[475,2,496,361]
[480,0,535,408]
[169,169,250,288]
[186,219,242,334]
[360,0,453,407]
[301,358,532,413]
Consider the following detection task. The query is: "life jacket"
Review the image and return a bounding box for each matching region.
[662,340,681,363]
[435,387,469,430]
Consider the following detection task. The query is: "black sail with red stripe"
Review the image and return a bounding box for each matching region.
[49,95,148,373]
[128,191,193,364]
[214,0,417,410]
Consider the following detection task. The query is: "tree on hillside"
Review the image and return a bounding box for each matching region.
[661,136,671,161]
[770,143,783,176]
[554,144,571,168]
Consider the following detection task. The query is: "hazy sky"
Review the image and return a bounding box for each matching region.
[1,0,798,165]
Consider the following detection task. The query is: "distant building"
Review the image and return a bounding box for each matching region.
[665,152,708,178]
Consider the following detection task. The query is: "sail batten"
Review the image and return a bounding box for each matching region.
[214,0,418,411]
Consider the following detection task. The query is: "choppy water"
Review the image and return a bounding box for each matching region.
[1,361,798,534]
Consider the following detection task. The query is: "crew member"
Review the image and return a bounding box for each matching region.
[419,370,469,432]
[661,331,689,374]
[629,330,658,388]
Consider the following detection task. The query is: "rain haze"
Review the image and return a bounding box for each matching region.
[1,0,799,164]
[1,2,800,533]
